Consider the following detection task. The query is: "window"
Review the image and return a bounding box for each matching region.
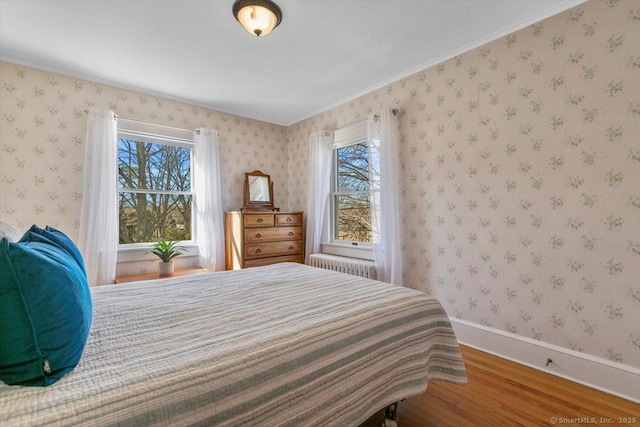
[117,120,194,245]
[330,123,380,245]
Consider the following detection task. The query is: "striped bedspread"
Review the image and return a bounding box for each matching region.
[0,263,466,426]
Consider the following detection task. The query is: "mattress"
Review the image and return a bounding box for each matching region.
[0,263,467,426]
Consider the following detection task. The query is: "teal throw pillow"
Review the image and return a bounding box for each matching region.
[22,225,86,276]
[0,236,92,386]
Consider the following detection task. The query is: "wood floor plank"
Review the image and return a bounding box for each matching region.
[360,345,639,427]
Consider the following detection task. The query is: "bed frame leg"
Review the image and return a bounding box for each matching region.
[382,402,398,427]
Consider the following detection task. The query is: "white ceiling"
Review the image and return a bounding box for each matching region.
[0,0,584,126]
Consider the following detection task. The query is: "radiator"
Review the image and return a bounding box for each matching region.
[308,254,378,280]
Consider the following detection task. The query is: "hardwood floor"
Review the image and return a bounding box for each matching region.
[361,345,639,427]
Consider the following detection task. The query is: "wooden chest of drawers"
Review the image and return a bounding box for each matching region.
[224,211,304,270]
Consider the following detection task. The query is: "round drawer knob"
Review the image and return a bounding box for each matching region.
[257,218,263,223]
[255,248,262,253]
[286,217,292,222]
[288,232,294,236]
[288,246,294,250]
[255,233,262,238]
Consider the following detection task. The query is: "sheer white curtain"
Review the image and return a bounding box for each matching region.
[368,108,403,285]
[305,131,333,263]
[193,128,225,271]
[79,108,118,286]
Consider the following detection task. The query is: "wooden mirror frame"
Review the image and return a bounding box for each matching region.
[242,170,278,211]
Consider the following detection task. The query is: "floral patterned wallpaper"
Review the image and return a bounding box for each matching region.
[0,0,637,369]
[0,62,288,274]
[288,0,639,368]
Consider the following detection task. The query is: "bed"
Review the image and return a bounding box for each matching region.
[0,262,467,426]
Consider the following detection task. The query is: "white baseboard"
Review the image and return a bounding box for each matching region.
[449,318,640,403]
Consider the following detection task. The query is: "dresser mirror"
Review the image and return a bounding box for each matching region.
[243,170,278,211]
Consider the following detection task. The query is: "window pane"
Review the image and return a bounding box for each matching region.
[337,142,370,192]
[119,192,192,244]
[334,193,372,243]
[118,139,191,191]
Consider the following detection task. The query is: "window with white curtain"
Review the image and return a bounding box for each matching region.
[117,119,194,245]
[330,121,380,246]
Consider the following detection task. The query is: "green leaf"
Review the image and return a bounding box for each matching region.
[146,239,184,262]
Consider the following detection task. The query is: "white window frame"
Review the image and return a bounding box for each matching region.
[323,121,377,260]
[116,119,197,259]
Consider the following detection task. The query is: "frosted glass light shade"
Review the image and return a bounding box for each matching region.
[233,0,282,37]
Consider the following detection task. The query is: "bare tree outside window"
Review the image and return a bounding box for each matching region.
[118,138,192,244]
[333,141,380,243]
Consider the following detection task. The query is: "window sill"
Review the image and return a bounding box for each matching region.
[320,243,374,261]
[115,267,208,284]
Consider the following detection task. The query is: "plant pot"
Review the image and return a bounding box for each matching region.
[159,261,174,276]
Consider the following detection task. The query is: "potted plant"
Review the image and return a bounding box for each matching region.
[149,239,184,276]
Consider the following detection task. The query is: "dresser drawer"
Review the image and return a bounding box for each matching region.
[244,226,302,243]
[245,240,303,259]
[275,213,302,226]
[244,255,303,268]
[225,211,305,271]
[244,214,275,227]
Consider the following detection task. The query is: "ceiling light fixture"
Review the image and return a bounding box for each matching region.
[233,0,282,37]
